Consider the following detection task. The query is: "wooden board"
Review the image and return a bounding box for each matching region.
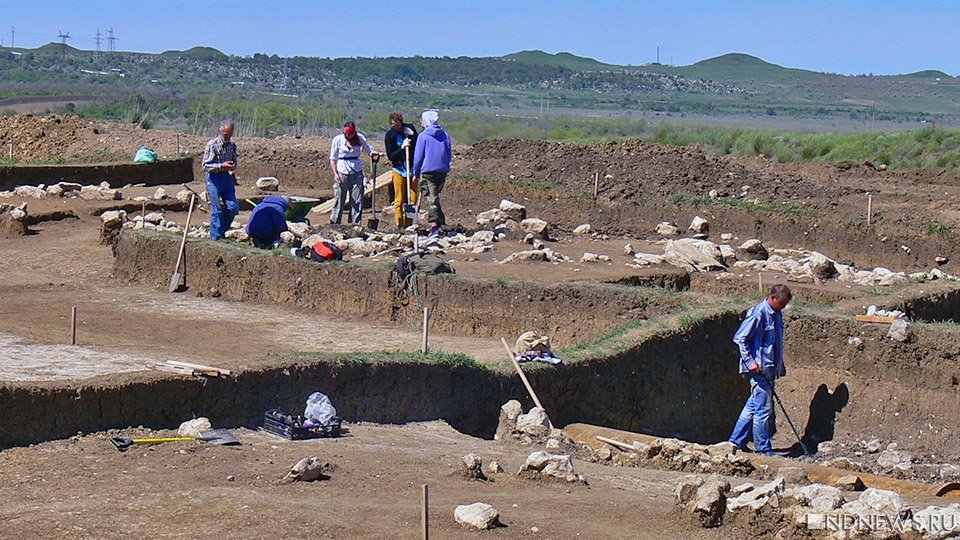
[856,315,898,324]
[311,170,395,216]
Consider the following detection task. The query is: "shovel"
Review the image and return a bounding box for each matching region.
[168,193,197,293]
[403,132,418,224]
[110,429,240,452]
[366,153,380,230]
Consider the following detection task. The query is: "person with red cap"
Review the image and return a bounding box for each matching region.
[329,121,379,224]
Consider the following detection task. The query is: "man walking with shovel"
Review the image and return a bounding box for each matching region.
[728,284,793,455]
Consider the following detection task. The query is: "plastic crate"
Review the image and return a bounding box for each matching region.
[261,408,342,440]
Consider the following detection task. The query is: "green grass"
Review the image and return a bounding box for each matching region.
[330,350,488,370]
[869,286,892,296]
[924,220,954,237]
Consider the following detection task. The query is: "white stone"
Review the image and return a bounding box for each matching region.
[807,251,837,280]
[471,230,495,244]
[454,502,500,530]
[177,417,212,438]
[913,504,960,537]
[45,184,64,197]
[840,488,912,519]
[498,199,526,221]
[520,218,549,239]
[580,252,610,263]
[663,238,726,272]
[877,447,913,468]
[256,176,280,191]
[516,407,551,438]
[519,451,576,481]
[143,212,164,224]
[886,319,911,343]
[688,216,709,234]
[656,222,680,237]
[224,229,249,242]
[100,210,126,227]
[726,477,785,513]
[790,484,845,511]
[280,231,296,244]
[476,208,508,226]
[573,224,591,235]
[287,221,309,238]
[285,456,328,482]
[176,190,193,204]
[153,187,167,200]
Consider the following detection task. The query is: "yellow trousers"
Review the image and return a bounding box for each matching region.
[392,171,418,227]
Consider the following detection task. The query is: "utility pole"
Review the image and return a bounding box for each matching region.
[95,28,102,54]
[10,26,14,48]
[57,31,72,58]
[657,46,660,64]
[107,27,116,52]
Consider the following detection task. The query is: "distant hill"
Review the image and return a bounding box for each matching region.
[901,70,953,79]
[35,41,82,55]
[160,46,227,61]
[502,50,619,71]
[641,53,823,82]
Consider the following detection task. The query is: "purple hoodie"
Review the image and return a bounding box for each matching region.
[412,124,452,176]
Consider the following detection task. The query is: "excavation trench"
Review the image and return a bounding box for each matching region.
[1,233,957,467]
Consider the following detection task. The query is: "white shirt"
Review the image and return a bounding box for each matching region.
[329,133,373,175]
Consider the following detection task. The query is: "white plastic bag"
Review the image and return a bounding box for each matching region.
[304,392,337,426]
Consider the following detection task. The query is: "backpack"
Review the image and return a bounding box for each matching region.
[308,241,344,262]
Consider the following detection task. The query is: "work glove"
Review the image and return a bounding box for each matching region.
[400,138,411,149]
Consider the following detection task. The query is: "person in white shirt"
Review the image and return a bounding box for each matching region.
[328,121,379,224]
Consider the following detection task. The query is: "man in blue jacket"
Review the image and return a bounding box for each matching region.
[246,195,289,249]
[411,109,452,238]
[728,284,792,455]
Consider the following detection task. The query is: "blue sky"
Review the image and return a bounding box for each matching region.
[3,1,958,75]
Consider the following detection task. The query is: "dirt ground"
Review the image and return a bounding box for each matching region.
[3,115,960,538]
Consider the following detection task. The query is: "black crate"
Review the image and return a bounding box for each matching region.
[261,408,342,440]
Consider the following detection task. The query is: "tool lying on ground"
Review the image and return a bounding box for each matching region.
[855,315,898,324]
[168,193,196,293]
[366,153,381,230]
[146,360,231,378]
[110,429,240,451]
[767,377,811,456]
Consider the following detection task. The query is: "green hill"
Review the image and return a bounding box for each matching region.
[643,53,823,82]
[35,41,83,55]
[901,70,952,79]
[501,50,617,71]
[161,46,227,61]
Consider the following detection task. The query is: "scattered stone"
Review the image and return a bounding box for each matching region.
[224,228,249,242]
[726,477,785,514]
[595,445,614,461]
[580,252,610,263]
[454,502,501,530]
[280,231,296,244]
[518,451,582,483]
[834,474,865,492]
[255,176,280,191]
[729,483,754,498]
[520,218,550,240]
[45,184,63,197]
[865,438,882,454]
[153,187,167,200]
[623,243,635,256]
[913,504,960,537]
[663,239,726,272]
[177,417,212,438]
[688,216,709,234]
[226,475,235,481]
[461,453,488,481]
[494,400,522,441]
[777,466,808,485]
[790,484,845,512]
[706,441,737,457]
[840,488,912,520]
[498,199,527,221]
[476,208,507,226]
[656,222,681,237]
[807,251,837,280]
[486,460,504,475]
[675,475,705,505]
[718,245,737,266]
[690,476,730,528]
[708,189,720,199]
[176,189,193,204]
[79,184,121,200]
[545,438,562,454]
[284,456,329,482]
[573,224,591,235]
[935,256,949,265]
[515,407,551,439]
[287,221,309,238]
[720,233,733,242]
[99,210,127,245]
[886,318,911,343]
[737,239,769,261]
[143,212,164,224]
[877,447,913,469]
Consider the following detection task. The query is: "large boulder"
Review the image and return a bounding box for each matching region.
[656,222,681,237]
[476,208,508,226]
[518,451,582,483]
[807,251,837,280]
[498,199,527,221]
[840,488,912,520]
[99,210,127,245]
[886,319,912,343]
[454,502,501,530]
[515,407,551,439]
[688,216,709,234]
[663,239,727,272]
[256,176,280,191]
[519,218,550,240]
[789,484,845,512]
[494,400,522,441]
[690,476,730,528]
[726,477,785,514]
[737,239,769,261]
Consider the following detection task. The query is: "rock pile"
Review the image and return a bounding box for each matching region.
[601,437,755,477]
[0,181,121,201]
[518,451,586,484]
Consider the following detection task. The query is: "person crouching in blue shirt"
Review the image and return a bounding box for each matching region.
[246,196,289,249]
[728,284,792,455]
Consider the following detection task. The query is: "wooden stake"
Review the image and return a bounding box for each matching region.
[758,272,764,294]
[7,143,12,159]
[501,337,544,410]
[70,306,77,345]
[593,171,600,200]
[421,484,429,540]
[141,200,146,231]
[421,307,430,354]
[867,193,873,226]
[176,133,181,155]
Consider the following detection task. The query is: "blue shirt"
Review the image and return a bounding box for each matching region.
[246,196,289,244]
[733,299,785,377]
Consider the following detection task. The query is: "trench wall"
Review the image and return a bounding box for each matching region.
[0,313,747,449]
[111,232,677,346]
[0,157,194,191]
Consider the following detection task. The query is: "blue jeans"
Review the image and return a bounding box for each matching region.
[206,171,239,240]
[729,369,776,454]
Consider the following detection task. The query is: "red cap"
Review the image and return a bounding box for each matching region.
[343,125,356,137]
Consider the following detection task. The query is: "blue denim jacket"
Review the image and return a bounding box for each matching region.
[733,299,785,377]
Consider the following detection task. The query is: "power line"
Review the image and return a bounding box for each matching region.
[57,30,72,58]
[107,27,116,52]
[95,28,102,53]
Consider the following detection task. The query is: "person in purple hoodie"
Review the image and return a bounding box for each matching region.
[411,109,452,238]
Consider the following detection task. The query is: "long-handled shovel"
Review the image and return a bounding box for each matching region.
[403,129,418,224]
[768,378,811,456]
[111,429,239,452]
[366,153,380,230]
[168,193,196,293]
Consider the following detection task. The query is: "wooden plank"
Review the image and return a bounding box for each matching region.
[312,170,394,216]
[147,362,198,376]
[165,360,232,376]
[596,435,637,452]
[856,315,898,324]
